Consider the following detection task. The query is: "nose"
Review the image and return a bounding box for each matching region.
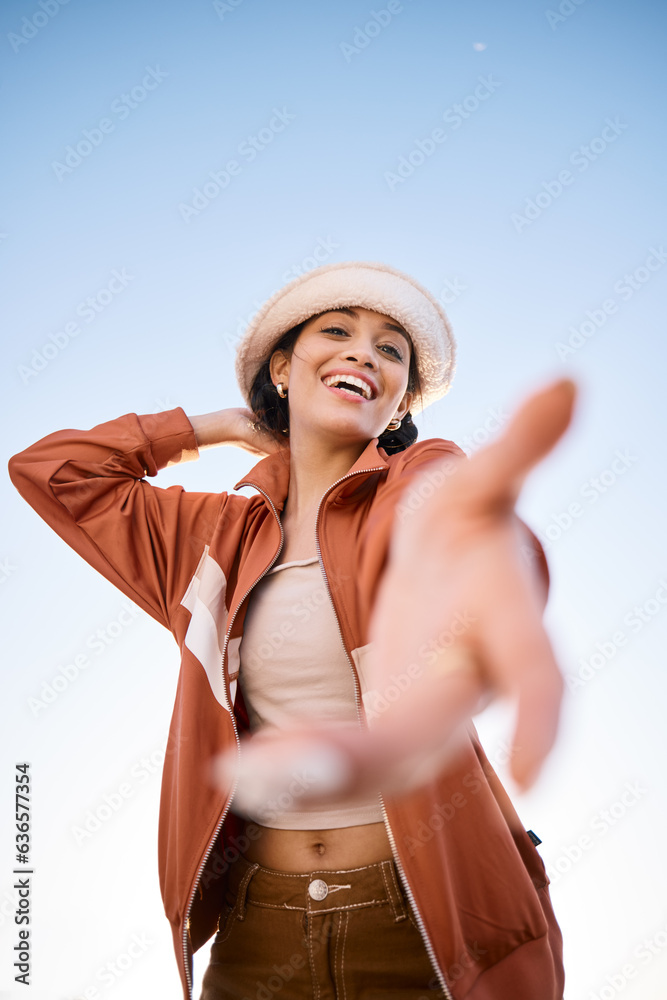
[341,337,377,369]
[345,354,375,369]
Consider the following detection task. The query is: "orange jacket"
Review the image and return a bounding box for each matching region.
[8,406,564,1000]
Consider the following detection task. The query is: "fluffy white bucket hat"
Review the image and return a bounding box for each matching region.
[234,261,456,414]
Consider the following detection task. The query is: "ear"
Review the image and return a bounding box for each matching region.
[269,348,291,388]
[395,389,413,420]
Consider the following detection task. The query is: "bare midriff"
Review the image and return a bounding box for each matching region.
[241,819,394,872]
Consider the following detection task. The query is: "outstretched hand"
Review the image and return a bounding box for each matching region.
[365,376,576,791]
[213,378,577,813]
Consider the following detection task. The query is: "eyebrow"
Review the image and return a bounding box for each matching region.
[323,307,412,346]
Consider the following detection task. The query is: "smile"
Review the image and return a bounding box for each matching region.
[322,383,372,403]
[321,373,376,400]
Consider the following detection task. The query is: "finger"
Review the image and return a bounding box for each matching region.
[461,378,577,508]
[510,658,564,790]
[473,561,564,790]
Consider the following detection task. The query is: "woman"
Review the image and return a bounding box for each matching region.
[8,261,570,999]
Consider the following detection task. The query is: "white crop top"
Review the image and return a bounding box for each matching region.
[234,556,384,829]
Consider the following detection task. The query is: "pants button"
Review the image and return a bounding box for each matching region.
[308,879,329,900]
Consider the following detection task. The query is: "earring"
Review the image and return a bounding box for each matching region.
[386,416,402,431]
[276,382,287,398]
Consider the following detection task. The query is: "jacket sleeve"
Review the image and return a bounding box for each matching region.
[7,407,227,631]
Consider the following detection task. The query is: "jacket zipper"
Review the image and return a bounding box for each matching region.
[181,487,285,999]
[313,470,454,1000]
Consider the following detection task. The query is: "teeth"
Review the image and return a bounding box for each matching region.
[322,374,373,399]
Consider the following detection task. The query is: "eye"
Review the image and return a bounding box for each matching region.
[379,343,404,361]
[320,326,348,337]
[321,327,404,362]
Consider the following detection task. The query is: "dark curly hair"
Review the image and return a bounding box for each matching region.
[248,316,423,455]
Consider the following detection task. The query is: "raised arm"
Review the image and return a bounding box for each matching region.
[8,407,223,629]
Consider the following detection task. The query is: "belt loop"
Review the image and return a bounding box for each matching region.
[381,860,408,922]
[235,860,259,921]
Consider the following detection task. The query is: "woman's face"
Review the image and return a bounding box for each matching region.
[269,306,414,445]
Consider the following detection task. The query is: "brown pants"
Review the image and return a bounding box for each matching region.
[199,853,445,999]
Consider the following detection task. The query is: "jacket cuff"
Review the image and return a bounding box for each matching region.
[135,407,200,473]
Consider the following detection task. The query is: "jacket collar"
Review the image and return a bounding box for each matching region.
[233,438,389,512]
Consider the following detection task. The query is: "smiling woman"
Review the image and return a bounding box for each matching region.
[248,305,423,455]
[8,260,567,1000]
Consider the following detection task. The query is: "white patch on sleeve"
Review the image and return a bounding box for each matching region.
[180,546,230,710]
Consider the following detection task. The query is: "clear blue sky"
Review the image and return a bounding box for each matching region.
[2,1,666,997]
